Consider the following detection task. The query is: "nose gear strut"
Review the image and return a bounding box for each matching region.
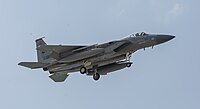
[125,52,132,62]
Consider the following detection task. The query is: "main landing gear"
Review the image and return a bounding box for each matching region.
[80,67,87,74]
[93,73,100,81]
[80,66,100,81]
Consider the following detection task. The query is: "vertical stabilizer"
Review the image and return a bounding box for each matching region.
[35,37,51,63]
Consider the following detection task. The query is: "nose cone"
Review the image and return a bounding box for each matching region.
[156,35,175,44]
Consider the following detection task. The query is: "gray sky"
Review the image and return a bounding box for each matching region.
[0,0,199,109]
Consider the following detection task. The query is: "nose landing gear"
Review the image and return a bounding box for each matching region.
[125,52,133,68]
[125,52,132,62]
[126,63,132,68]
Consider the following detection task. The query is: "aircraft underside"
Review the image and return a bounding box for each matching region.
[48,52,133,81]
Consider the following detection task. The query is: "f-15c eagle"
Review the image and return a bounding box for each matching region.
[18,32,175,82]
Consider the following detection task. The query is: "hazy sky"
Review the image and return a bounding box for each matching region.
[0,0,199,109]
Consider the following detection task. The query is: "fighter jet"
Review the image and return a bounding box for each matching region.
[18,32,175,82]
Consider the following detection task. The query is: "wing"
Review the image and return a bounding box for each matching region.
[18,62,49,69]
[37,45,86,53]
[49,72,69,82]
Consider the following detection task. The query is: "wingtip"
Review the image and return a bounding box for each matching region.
[35,37,45,42]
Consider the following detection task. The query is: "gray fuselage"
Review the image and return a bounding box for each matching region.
[48,33,175,74]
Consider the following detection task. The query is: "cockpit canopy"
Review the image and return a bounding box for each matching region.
[129,32,148,37]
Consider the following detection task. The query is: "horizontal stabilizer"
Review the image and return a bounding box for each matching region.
[37,45,86,53]
[49,73,69,82]
[18,62,49,69]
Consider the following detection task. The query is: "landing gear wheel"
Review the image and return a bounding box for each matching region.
[80,67,87,74]
[43,67,48,71]
[93,73,100,81]
[126,63,132,68]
